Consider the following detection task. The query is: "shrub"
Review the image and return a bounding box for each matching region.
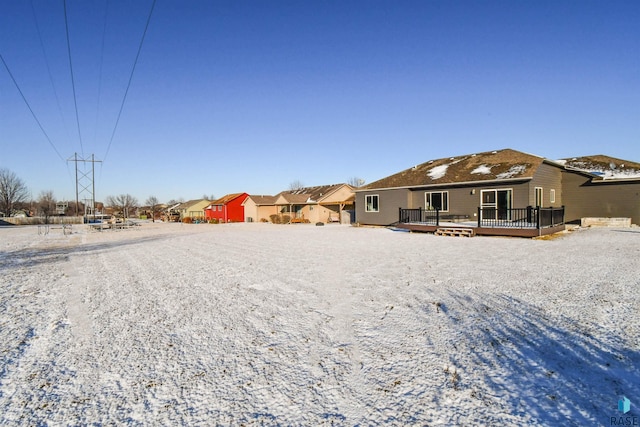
[182,217,193,224]
[269,214,280,224]
[281,215,291,224]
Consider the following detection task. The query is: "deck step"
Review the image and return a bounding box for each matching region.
[435,227,475,237]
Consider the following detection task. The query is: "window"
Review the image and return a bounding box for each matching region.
[550,189,556,204]
[535,187,543,207]
[425,191,449,212]
[365,194,379,212]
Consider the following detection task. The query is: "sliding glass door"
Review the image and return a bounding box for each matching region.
[481,189,512,220]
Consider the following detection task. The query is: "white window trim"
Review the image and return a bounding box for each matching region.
[550,189,556,204]
[365,194,379,213]
[424,191,449,212]
[535,187,543,207]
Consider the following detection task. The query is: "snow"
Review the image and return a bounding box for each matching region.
[595,169,640,179]
[1,222,639,425]
[471,164,493,175]
[496,164,528,179]
[428,164,449,180]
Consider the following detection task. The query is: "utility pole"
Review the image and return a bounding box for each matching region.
[67,153,102,223]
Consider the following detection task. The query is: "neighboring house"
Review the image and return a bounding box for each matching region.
[175,199,210,221]
[243,195,278,222]
[274,184,355,224]
[355,148,640,226]
[204,193,249,223]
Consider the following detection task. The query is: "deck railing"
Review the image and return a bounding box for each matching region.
[477,206,565,229]
[399,206,565,229]
[398,207,440,225]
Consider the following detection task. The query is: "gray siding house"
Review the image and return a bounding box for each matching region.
[561,155,640,224]
[356,149,640,226]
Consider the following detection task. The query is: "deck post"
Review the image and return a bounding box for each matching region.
[398,207,402,223]
[536,206,540,229]
[436,208,440,226]
[418,206,423,223]
[477,207,481,228]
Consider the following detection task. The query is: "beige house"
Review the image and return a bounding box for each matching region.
[275,184,355,224]
[175,199,210,220]
[243,195,279,223]
[243,184,355,224]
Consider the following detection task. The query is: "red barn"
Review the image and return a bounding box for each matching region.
[204,193,249,223]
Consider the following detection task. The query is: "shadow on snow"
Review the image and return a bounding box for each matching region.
[441,290,639,425]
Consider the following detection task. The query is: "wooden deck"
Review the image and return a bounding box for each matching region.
[394,222,566,238]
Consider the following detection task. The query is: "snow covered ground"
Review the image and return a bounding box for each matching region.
[1,222,638,426]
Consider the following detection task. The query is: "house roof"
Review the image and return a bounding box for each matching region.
[209,193,248,206]
[363,149,546,190]
[246,195,277,205]
[558,155,640,180]
[276,192,312,205]
[278,183,353,203]
[176,199,209,210]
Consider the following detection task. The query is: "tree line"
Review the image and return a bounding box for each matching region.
[1,168,366,221]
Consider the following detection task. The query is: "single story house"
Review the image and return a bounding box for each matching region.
[243,195,279,223]
[274,184,355,224]
[204,193,249,223]
[355,148,640,228]
[243,184,355,224]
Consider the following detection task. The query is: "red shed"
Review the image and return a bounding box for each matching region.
[204,193,249,223]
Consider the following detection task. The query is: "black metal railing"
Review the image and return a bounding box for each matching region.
[399,206,565,229]
[399,207,440,225]
[477,206,564,229]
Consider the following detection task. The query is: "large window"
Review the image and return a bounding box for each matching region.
[365,194,379,212]
[425,191,449,212]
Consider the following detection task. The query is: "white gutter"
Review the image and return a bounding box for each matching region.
[354,176,533,192]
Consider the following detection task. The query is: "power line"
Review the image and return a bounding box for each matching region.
[104,0,157,163]
[30,0,70,147]
[0,53,66,162]
[63,0,84,157]
[92,0,110,147]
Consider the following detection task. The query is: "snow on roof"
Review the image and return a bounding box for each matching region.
[471,164,493,175]
[561,156,640,180]
[427,164,449,180]
[496,164,527,179]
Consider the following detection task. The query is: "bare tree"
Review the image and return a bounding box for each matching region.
[202,194,215,201]
[38,190,56,223]
[167,198,184,206]
[0,168,29,217]
[106,194,138,220]
[289,180,305,191]
[347,177,365,188]
[145,195,159,222]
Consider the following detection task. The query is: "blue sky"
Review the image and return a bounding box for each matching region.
[1,0,638,204]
